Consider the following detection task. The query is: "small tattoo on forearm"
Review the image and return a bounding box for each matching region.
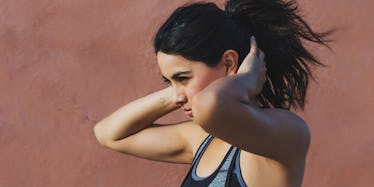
[160,97,166,105]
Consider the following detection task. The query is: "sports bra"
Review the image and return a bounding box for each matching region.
[181,135,247,187]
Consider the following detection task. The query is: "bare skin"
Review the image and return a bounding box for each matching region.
[94,37,310,187]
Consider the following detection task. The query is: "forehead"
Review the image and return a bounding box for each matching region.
[157,52,193,75]
[156,52,220,80]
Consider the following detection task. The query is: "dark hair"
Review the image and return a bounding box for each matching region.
[154,0,331,110]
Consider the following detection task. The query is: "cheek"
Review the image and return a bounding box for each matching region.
[185,86,200,100]
[185,81,209,100]
[186,70,223,101]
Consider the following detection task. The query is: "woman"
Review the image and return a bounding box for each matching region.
[94,0,329,186]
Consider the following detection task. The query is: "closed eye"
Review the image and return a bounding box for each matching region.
[176,77,189,82]
[161,71,191,85]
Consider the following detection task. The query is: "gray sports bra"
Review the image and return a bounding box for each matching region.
[181,135,247,187]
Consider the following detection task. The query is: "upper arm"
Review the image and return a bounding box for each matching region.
[193,91,310,163]
[97,121,207,164]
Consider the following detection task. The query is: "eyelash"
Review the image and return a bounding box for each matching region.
[162,77,189,84]
[176,77,189,82]
[163,78,171,84]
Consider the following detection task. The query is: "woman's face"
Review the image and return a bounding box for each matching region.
[157,52,227,117]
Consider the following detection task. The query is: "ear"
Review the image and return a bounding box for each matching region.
[220,49,239,76]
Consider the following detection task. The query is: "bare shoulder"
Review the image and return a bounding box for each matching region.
[263,108,310,145]
[238,109,309,186]
[260,108,311,162]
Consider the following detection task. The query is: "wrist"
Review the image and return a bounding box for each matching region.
[157,87,179,110]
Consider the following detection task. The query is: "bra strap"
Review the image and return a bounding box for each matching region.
[224,148,240,187]
[192,135,214,165]
[208,147,238,187]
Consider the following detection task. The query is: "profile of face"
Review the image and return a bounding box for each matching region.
[157,51,238,117]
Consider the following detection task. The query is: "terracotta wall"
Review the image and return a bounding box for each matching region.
[0,0,373,186]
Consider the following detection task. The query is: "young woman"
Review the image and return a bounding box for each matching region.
[94,0,330,186]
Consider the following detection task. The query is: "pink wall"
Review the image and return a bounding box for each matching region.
[0,0,373,186]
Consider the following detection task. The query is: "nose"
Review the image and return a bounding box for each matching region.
[172,87,187,107]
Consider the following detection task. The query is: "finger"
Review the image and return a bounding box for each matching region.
[249,36,258,55]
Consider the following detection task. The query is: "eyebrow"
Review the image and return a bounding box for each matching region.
[162,71,192,80]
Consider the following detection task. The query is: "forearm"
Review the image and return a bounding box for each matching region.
[199,73,258,106]
[192,74,258,127]
[94,87,178,144]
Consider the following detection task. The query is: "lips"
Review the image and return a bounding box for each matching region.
[183,109,193,117]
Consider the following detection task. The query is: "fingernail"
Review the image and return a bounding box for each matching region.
[251,36,255,41]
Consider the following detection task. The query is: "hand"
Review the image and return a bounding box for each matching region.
[237,36,267,98]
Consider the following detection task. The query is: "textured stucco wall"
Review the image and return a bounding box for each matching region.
[0,0,373,187]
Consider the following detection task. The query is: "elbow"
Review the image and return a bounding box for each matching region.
[93,124,105,145]
[93,123,112,147]
[298,120,311,154]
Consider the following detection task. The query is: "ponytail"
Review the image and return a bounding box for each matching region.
[225,0,331,110]
[154,0,331,110]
